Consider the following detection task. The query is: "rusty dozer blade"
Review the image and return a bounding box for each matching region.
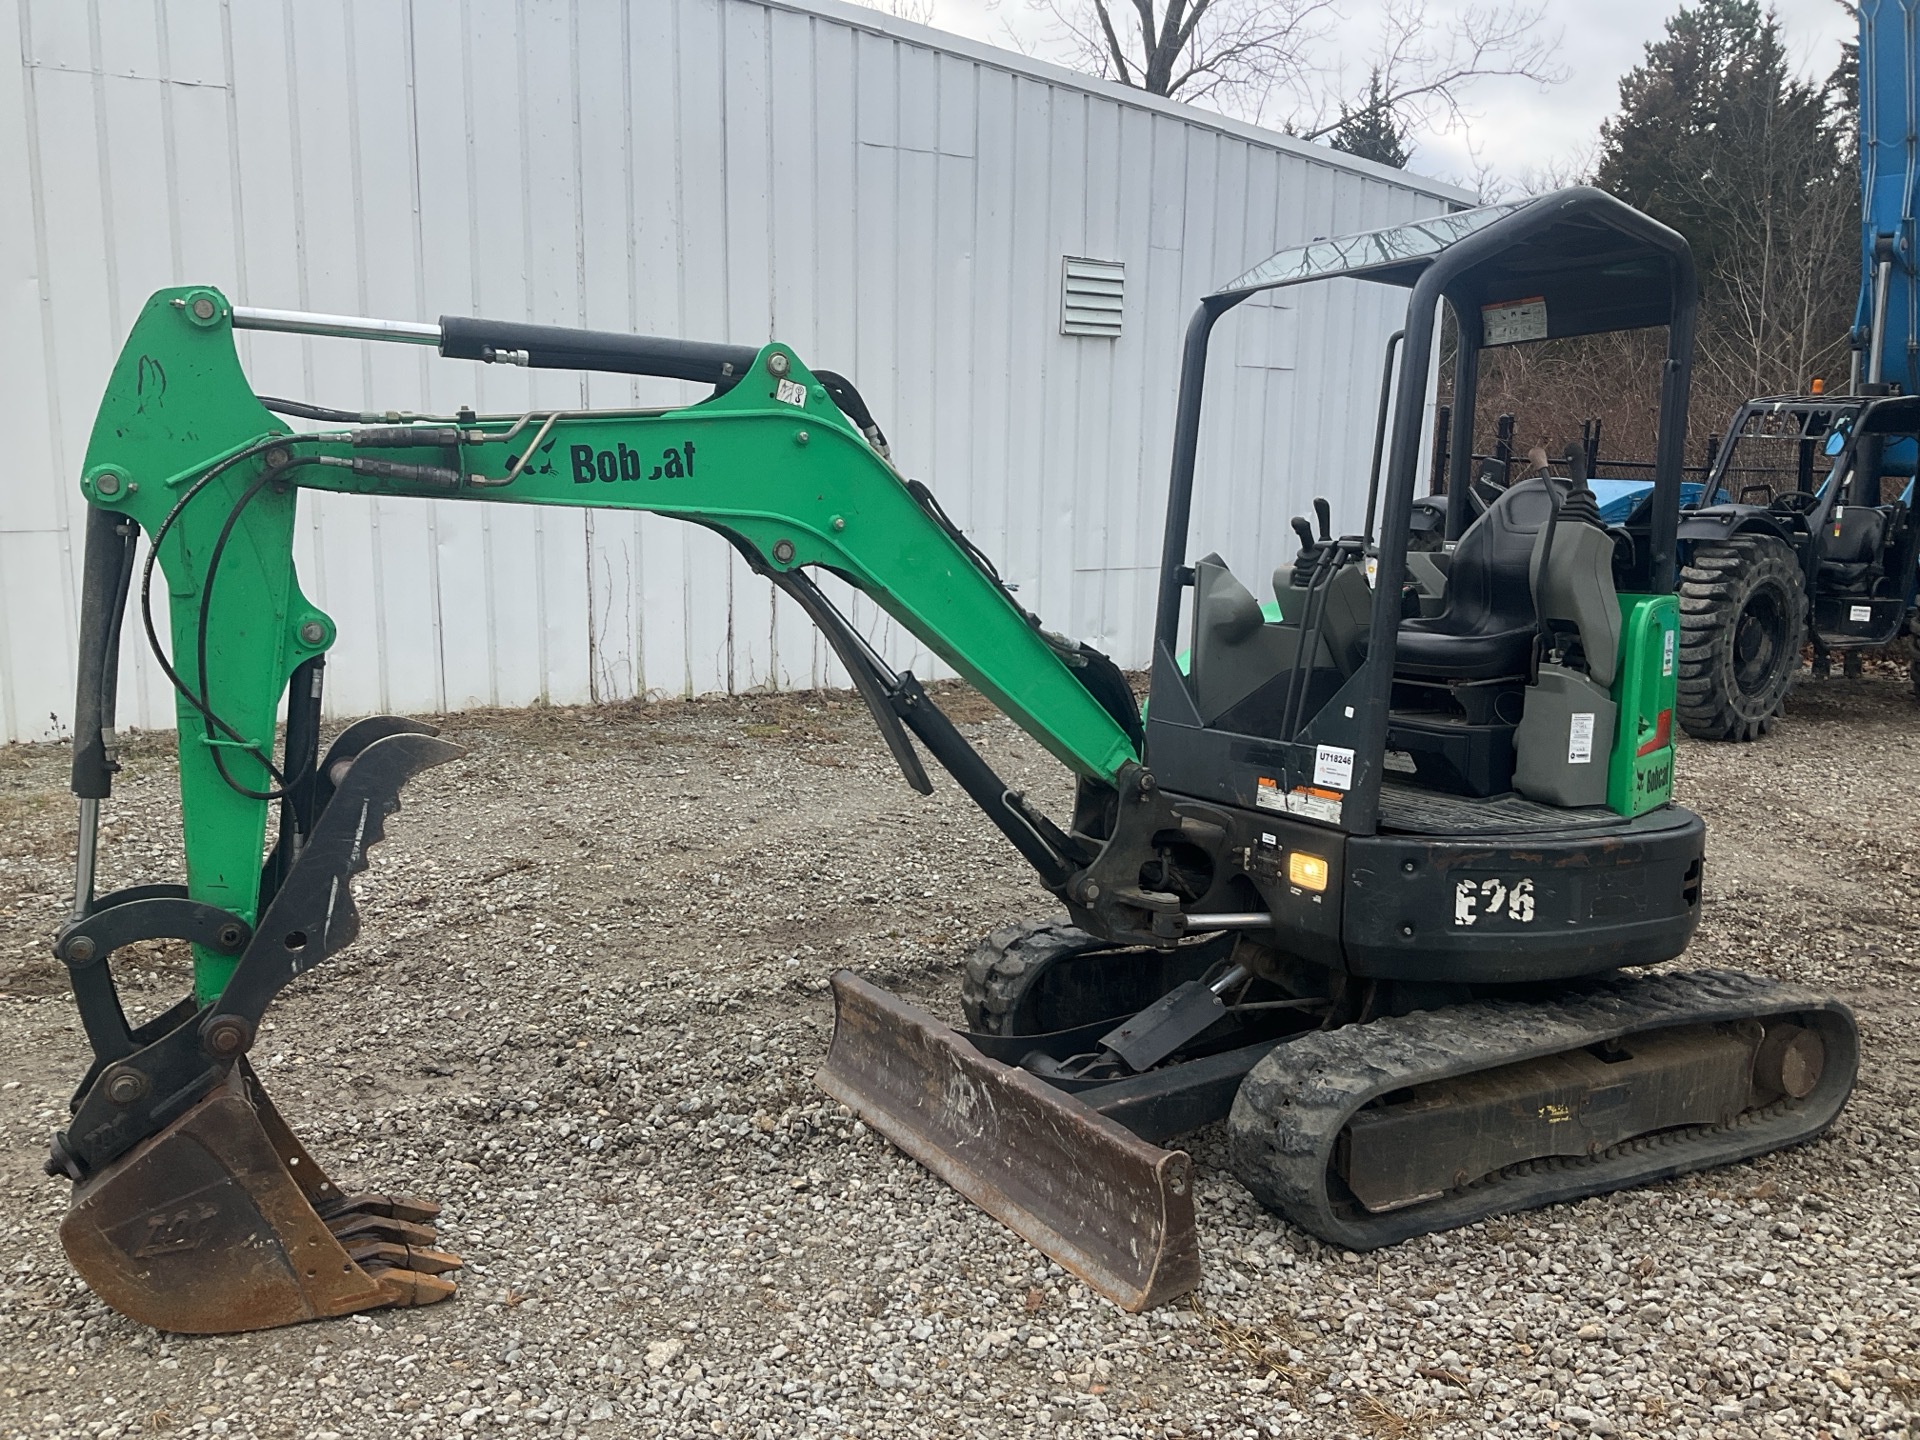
[816,970,1200,1312]
[59,1063,459,1335]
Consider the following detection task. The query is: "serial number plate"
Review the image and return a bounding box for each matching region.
[1452,874,1537,926]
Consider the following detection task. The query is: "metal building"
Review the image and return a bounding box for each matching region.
[0,0,1468,743]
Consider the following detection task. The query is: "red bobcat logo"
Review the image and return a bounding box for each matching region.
[130,1201,221,1258]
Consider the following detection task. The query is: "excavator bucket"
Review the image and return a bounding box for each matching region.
[59,1063,458,1335]
[816,971,1201,1311]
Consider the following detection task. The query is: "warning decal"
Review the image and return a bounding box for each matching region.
[1284,787,1344,825]
[1481,296,1548,346]
[1568,712,1595,764]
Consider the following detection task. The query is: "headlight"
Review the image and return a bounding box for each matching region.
[1288,851,1329,892]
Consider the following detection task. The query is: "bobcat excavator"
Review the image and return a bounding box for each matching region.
[48,187,1856,1333]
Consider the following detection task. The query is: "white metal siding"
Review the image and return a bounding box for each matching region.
[0,0,1466,743]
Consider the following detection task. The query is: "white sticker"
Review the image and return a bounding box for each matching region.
[1850,603,1872,623]
[1283,787,1344,824]
[1255,777,1286,812]
[1568,712,1595,765]
[1661,628,1676,678]
[775,377,808,407]
[1453,876,1537,926]
[1481,296,1548,346]
[1313,744,1355,791]
[1383,749,1417,775]
[1364,556,1379,588]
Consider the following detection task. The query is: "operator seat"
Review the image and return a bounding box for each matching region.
[1395,477,1567,680]
[1817,506,1892,593]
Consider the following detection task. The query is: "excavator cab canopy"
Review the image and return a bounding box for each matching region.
[1215,196,1681,339]
[1146,187,1698,840]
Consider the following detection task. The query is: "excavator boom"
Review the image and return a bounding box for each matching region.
[53,286,1153,1333]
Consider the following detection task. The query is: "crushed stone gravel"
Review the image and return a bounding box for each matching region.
[0,674,1915,1440]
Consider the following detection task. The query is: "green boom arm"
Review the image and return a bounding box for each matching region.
[74,287,1138,1002]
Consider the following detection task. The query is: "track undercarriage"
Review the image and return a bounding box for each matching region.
[819,917,1858,1309]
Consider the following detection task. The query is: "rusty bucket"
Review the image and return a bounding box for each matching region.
[60,1063,459,1334]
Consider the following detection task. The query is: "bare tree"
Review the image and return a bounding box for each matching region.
[856,0,938,25]
[1029,0,1564,140]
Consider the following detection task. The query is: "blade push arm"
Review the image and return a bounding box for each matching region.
[73,288,1139,1001]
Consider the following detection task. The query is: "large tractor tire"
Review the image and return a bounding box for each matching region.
[1676,534,1807,741]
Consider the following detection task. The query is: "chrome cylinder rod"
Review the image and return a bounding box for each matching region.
[232,306,442,346]
[1184,913,1274,932]
[72,798,100,921]
[1869,256,1894,386]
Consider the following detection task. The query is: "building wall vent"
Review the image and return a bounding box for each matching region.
[1060,256,1124,337]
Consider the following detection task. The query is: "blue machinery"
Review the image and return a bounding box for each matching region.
[1855,0,1920,396]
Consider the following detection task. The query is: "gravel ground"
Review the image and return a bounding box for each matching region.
[0,671,1916,1440]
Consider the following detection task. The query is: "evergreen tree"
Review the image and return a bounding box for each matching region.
[1329,70,1412,169]
[1595,0,1855,403]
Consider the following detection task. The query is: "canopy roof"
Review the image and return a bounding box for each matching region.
[1213,187,1692,342]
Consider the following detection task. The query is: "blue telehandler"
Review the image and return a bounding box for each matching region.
[1671,0,1920,738]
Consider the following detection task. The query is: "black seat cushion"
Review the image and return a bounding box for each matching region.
[1817,559,1877,592]
[1395,478,1563,681]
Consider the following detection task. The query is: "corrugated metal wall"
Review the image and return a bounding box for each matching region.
[0,0,1466,743]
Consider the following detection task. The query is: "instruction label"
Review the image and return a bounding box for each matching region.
[776,378,808,407]
[1284,787,1344,824]
[1662,628,1676,677]
[1481,296,1548,346]
[1568,712,1596,764]
[1313,744,1355,791]
[1255,777,1286,812]
[1850,603,1872,623]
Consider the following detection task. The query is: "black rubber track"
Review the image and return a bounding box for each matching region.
[960,917,1234,1036]
[960,918,1107,1034]
[1676,534,1807,741]
[1227,968,1857,1250]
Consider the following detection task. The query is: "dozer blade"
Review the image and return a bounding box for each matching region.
[60,1064,458,1334]
[816,970,1200,1312]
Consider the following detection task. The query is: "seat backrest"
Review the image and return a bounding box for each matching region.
[1436,476,1564,633]
[1826,506,1890,563]
[1529,488,1622,689]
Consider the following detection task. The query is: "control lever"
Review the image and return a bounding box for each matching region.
[1313,497,1332,542]
[1291,516,1317,553]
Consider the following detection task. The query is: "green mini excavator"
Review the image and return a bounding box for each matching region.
[48,188,1856,1333]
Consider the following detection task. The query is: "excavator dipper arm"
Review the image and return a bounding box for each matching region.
[52,286,1148,1331]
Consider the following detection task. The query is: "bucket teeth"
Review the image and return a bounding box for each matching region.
[358,1260,461,1308]
[321,1193,442,1226]
[325,1211,443,1248]
[345,1239,465,1278]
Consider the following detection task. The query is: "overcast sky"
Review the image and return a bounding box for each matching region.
[909,0,1858,189]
